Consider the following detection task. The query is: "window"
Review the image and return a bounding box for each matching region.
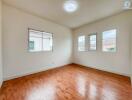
[28,29,53,52]
[102,29,116,52]
[78,35,85,51]
[88,34,97,51]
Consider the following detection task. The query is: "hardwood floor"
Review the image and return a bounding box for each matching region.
[0,64,132,100]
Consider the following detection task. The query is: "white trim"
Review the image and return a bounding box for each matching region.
[3,62,130,81]
[73,62,130,77]
[4,63,72,81]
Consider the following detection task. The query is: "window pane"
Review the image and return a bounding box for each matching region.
[29,29,43,52]
[89,34,96,50]
[102,29,116,52]
[29,37,42,52]
[43,33,53,51]
[78,36,85,51]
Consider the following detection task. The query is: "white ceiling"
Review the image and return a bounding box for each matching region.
[3,0,125,29]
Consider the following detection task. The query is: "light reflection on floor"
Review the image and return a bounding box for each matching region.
[89,83,97,99]
[76,74,86,97]
[101,86,117,100]
[26,83,56,100]
[1,64,131,100]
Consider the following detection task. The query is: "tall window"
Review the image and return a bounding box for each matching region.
[88,34,97,51]
[102,29,116,52]
[78,35,85,51]
[29,29,53,52]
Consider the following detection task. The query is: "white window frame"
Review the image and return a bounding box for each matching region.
[28,28,53,52]
[102,29,117,53]
[88,33,97,51]
[78,35,85,51]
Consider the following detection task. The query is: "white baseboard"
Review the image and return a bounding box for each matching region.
[73,62,130,77]
[3,62,131,82]
[4,63,72,81]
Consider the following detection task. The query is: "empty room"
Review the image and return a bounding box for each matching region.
[0,0,132,100]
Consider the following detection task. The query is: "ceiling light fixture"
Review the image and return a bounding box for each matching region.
[63,0,79,13]
[123,0,132,9]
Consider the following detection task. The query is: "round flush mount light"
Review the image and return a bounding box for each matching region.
[63,0,79,13]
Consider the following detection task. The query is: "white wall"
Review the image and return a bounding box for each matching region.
[73,11,132,76]
[2,3,132,82]
[2,4,72,80]
[0,0,3,87]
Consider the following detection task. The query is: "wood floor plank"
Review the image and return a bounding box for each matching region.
[0,64,132,100]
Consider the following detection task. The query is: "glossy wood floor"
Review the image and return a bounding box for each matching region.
[0,64,132,100]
